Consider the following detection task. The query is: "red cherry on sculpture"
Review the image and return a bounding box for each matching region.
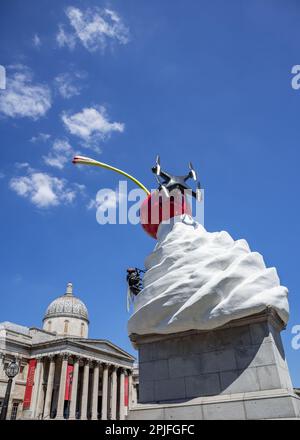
[140,189,192,239]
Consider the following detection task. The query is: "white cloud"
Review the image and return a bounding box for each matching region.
[43,138,74,169]
[74,183,86,193]
[10,165,77,208]
[57,6,129,52]
[30,132,51,143]
[54,72,85,99]
[15,162,32,170]
[62,106,124,142]
[87,199,96,210]
[56,24,76,50]
[0,65,51,119]
[33,34,41,48]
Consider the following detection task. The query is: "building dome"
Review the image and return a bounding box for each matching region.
[44,283,89,322]
[43,283,89,338]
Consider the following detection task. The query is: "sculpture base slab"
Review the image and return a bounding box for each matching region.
[129,309,299,419]
[128,389,300,420]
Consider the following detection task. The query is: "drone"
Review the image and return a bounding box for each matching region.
[151,155,202,202]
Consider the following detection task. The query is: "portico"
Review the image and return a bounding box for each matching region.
[26,352,132,420]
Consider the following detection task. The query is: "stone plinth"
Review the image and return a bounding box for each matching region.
[128,309,300,419]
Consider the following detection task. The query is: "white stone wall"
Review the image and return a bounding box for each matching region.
[43,316,88,338]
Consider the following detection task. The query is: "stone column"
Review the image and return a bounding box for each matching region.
[119,368,126,420]
[101,363,109,420]
[91,362,100,420]
[128,370,133,409]
[43,356,56,419]
[110,366,117,420]
[56,353,68,420]
[30,357,43,419]
[132,384,138,405]
[69,356,79,420]
[80,359,90,420]
[35,358,46,419]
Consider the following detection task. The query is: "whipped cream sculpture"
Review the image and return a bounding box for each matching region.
[128,214,289,336]
[71,155,289,336]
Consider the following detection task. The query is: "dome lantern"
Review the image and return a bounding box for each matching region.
[65,282,73,296]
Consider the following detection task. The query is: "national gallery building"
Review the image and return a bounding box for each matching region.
[0,283,138,420]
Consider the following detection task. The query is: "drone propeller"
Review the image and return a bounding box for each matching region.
[160,184,170,198]
[189,162,197,181]
[154,173,170,198]
[196,181,202,202]
[155,155,161,175]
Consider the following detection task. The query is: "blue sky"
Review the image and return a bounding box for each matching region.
[0,0,299,386]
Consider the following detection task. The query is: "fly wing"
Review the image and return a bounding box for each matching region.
[155,155,161,175]
[127,287,134,312]
[189,162,197,181]
[127,287,131,312]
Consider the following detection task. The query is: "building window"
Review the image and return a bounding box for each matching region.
[64,320,69,334]
[10,402,19,420]
[80,323,85,337]
[48,321,52,332]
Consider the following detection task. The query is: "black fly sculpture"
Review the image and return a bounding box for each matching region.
[126,268,145,310]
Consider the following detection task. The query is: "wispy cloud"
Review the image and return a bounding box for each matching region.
[43,138,74,169]
[15,162,32,170]
[56,24,76,50]
[57,6,129,52]
[62,106,124,143]
[33,34,41,48]
[54,71,86,99]
[0,171,5,179]
[0,65,51,119]
[9,164,79,208]
[30,132,51,143]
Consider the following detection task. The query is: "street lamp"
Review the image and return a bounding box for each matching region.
[0,358,19,420]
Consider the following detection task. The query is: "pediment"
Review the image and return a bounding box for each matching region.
[74,338,135,360]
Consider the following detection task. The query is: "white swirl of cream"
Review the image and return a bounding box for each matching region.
[128,215,289,336]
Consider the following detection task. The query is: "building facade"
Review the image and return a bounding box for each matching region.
[0,283,138,420]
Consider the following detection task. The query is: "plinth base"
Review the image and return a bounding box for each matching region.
[128,389,300,420]
[129,309,299,419]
